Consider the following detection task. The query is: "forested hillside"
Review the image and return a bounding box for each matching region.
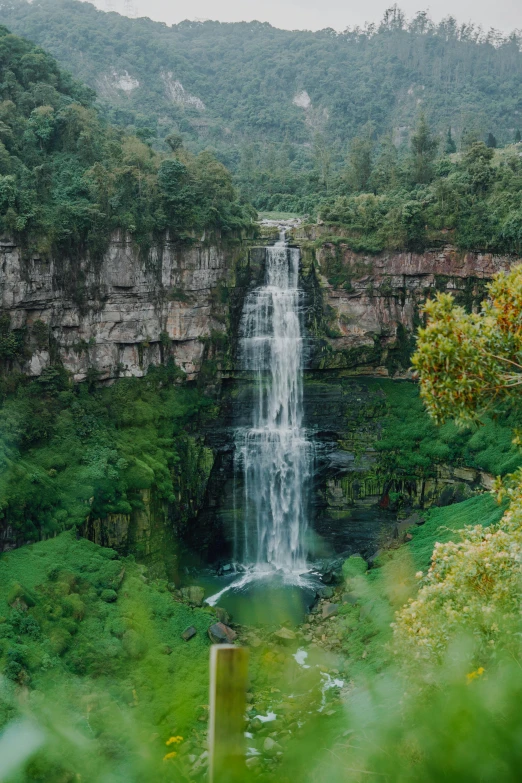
[2,0,521,149]
[1,0,522,216]
[0,24,252,253]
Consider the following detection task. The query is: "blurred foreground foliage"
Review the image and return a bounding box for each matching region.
[0,532,214,782]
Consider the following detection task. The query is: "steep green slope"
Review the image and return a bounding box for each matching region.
[0,365,217,553]
[0,531,214,781]
[374,379,522,479]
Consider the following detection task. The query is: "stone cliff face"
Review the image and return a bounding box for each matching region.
[4,228,506,385]
[0,232,247,382]
[297,235,519,374]
[2,227,516,568]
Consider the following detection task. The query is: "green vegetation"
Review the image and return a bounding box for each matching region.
[414,264,522,424]
[320,136,522,255]
[399,493,506,571]
[274,270,522,781]
[0,531,215,781]
[373,379,522,478]
[0,364,216,545]
[2,1,522,225]
[0,25,252,254]
[2,15,522,782]
[331,494,505,676]
[274,492,515,782]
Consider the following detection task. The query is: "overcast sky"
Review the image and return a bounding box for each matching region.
[95,0,522,35]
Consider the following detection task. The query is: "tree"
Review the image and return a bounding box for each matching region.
[165,131,183,152]
[412,264,522,424]
[444,127,456,155]
[410,114,438,184]
[486,132,497,148]
[463,141,495,193]
[347,135,373,192]
[515,129,521,144]
[369,136,398,192]
[313,133,332,190]
[460,127,480,151]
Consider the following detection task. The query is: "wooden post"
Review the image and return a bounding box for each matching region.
[208,644,249,783]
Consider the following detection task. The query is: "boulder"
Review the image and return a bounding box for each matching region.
[272,627,296,645]
[321,557,345,584]
[322,603,339,619]
[395,514,424,540]
[208,622,237,644]
[215,606,231,625]
[181,626,197,641]
[316,585,334,599]
[180,585,205,606]
[263,737,283,757]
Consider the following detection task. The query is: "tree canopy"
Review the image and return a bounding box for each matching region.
[1,0,522,218]
[0,25,253,254]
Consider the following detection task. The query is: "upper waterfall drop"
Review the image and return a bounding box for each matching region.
[235,230,313,573]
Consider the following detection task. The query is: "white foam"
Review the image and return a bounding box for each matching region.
[293,648,310,669]
[318,673,344,712]
[255,712,277,723]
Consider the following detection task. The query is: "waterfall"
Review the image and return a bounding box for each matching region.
[235,232,312,573]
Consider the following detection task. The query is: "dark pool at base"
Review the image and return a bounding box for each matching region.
[196,572,321,628]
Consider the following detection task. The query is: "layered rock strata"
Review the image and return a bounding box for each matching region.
[0,232,247,382]
[298,238,519,374]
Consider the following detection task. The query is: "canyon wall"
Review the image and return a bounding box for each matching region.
[2,227,514,384]
[0,232,249,382]
[296,231,519,375]
[1,227,517,565]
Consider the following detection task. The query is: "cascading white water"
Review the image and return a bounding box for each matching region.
[235,231,312,573]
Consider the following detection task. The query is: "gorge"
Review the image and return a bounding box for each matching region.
[1,228,517,567]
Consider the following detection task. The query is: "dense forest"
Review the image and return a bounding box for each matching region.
[0,24,252,254]
[1,0,522,217]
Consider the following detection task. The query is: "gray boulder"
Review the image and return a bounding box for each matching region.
[208,622,237,644]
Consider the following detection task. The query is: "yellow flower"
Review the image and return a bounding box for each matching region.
[466,667,485,682]
[166,736,184,746]
[163,752,177,761]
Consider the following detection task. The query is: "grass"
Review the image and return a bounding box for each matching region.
[371,379,522,478]
[406,493,506,571]
[0,532,217,781]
